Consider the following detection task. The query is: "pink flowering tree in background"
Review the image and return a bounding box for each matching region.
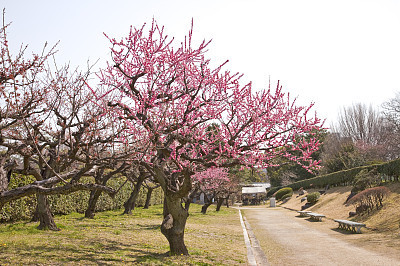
[95,20,324,255]
[191,167,230,214]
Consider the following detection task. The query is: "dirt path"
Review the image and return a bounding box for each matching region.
[242,207,400,266]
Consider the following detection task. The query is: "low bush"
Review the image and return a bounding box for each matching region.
[267,186,282,197]
[280,193,292,201]
[275,187,293,201]
[306,192,320,205]
[347,186,391,214]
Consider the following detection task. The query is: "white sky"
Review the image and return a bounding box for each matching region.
[2,0,400,126]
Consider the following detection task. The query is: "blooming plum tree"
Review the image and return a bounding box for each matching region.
[192,167,230,214]
[96,20,324,255]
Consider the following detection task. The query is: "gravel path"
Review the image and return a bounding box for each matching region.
[242,207,400,266]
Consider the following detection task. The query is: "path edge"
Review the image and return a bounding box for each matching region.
[238,209,270,265]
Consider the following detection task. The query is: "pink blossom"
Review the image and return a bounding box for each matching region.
[93,19,324,176]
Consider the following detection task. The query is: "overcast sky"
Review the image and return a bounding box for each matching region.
[2,0,400,126]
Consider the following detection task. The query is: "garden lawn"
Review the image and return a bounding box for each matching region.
[0,204,246,265]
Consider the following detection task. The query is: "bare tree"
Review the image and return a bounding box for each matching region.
[331,103,393,162]
[333,103,384,145]
[383,92,400,128]
[1,61,124,229]
[0,10,56,214]
[382,92,400,158]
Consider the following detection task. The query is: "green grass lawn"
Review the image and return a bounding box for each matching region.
[0,204,246,265]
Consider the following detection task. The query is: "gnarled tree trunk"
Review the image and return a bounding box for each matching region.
[35,194,59,231]
[161,194,189,255]
[85,189,102,218]
[152,165,192,255]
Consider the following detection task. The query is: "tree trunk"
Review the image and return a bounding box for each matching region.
[0,164,8,193]
[36,194,59,231]
[143,187,153,209]
[201,192,214,214]
[123,177,145,214]
[0,155,13,193]
[225,194,230,208]
[184,187,199,211]
[84,189,102,218]
[184,198,191,211]
[215,197,224,211]
[201,201,213,214]
[161,195,189,255]
[0,157,10,212]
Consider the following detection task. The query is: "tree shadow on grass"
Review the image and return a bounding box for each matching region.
[136,223,161,230]
[126,250,170,264]
[4,238,170,264]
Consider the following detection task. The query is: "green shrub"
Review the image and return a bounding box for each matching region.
[267,186,282,197]
[280,193,292,201]
[307,192,320,204]
[275,187,293,201]
[0,174,37,222]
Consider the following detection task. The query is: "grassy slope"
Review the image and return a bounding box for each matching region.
[0,204,246,265]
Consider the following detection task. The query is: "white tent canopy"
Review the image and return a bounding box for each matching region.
[242,186,267,194]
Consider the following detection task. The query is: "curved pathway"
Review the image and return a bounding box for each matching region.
[241,207,400,266]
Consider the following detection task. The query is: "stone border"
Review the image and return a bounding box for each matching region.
[238,209,269,265]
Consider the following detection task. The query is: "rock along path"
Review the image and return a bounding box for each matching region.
[241,207,400,266]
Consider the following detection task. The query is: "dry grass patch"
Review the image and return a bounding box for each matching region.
[0,204,246,265]
[358,183,400,233]
[280,183,400,228]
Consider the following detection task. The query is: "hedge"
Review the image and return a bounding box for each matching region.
[268,158,400,195]
[275,187,293,201]
[1,174,163,222]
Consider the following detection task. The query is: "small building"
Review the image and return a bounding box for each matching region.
[241,183,270,205]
